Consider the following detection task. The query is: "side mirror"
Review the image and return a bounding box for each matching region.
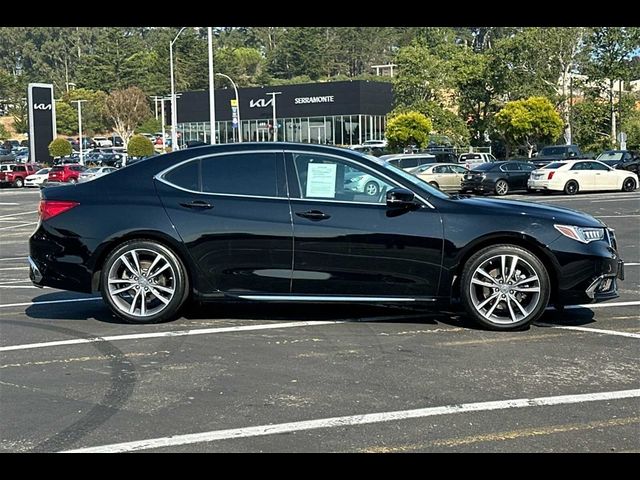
[386,187,417,208]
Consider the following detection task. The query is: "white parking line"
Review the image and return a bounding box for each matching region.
[537,324,640,339]
[0,211,37,218]
[61,388,640,453]
[0,320,345,352]
[592,198,640,203]
[0,202,19,205]
[597,215,640,218]
[0,257,26,262]
[0,222,37,231]
[560,301,640,310]
[0,285,42,289]
[625,263,640,266]
[0,266,29,271]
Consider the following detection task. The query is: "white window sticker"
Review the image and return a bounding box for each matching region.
[306,163,337,198]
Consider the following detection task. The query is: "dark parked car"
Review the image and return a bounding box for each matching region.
[618,158,640,175]
[595,150,638,169]
[531,144,584,168]
[460,161,537,196]
[29,143,624,331]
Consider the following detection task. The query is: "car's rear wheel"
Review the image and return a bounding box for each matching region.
[13,178,23,188]
[564,180,578,195]
[460,245,550,330]
[429,181,439,189]
[622,177,636,192]
[494,179,509,196]
[69,178,77,184]
[100,240,188,324]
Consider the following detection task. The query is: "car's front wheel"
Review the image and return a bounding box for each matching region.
[494,179,509,196]
[460,245,550,330]
[100,240,189,324]
[364,181,379,196]
[622,177,636,192]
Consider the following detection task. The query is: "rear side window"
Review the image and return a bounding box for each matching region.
[201,153,279,197]
[164,160,200,191]
[52,166,63,172]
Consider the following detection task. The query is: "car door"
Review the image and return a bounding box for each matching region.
[155,150,294,295]
[592,161,618,190]
[569,162,595,190]
[286,150,443,298]
[431,164,452,189]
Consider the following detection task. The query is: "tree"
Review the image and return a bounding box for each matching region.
[127,134,154,157]
[105,87,151,147]
[55,101,78,135]
[385,111,433,150]
[584,27,640,147]
[393,42,448,108]
[48,138,72,158]
[494,97,563,158]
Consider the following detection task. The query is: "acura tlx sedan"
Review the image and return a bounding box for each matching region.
[29,143,625,330]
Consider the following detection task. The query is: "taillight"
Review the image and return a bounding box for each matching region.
[548,171,555,180]
[38,200,79,221]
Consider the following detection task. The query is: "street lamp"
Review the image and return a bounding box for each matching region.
[170,27,187,151]
[216,73,242,143]
[266,91,282,142]
[71,99,87,164]
[160,96,171,152]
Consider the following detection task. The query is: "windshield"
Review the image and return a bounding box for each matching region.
[35,168,50,175]
[85,168,99,173]
[596,152,623,161]
[359,153,450,199]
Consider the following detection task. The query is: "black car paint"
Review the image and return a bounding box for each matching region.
[30,143,622,308]
[460,161,534,194]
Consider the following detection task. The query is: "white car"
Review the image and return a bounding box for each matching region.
[24,168,51,187]
[78,167,118,183]
[528,160,638,195]
[92,136,113,148]
[362,139,387,148]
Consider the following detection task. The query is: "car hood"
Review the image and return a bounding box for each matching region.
[449,196,604,228]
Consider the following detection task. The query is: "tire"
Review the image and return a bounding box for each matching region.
[622,177,636,192]
[564,180,578,195]
[429,181,439,189]
[364,181,379,196]
[460,244,550,330]
[13,178,23,188]
[100,239,189,324]
[494,179,509,196]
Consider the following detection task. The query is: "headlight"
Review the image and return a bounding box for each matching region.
[554,224,605,243]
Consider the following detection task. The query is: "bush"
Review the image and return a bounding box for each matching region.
[385,111,433,150]
[127,134,155,158]
[48,138,73,158]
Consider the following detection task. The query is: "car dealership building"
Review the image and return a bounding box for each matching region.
[175,80,393,147]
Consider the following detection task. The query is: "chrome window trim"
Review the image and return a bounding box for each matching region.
[285,149,434,209]
[153,148,434,208]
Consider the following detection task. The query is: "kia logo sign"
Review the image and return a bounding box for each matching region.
[33,103,52,110]
[249,98,274,108]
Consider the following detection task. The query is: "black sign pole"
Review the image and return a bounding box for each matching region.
[28,83,57,165]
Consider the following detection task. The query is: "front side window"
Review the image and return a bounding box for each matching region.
[293,153,394,203]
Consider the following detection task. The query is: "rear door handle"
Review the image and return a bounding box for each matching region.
[295,210,331,221]
[180,200,213,209]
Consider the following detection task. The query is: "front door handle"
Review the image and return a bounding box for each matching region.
[180,200,213,209]
[295,210,331,221]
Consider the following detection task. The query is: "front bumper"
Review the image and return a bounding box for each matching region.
[551,228,624,305]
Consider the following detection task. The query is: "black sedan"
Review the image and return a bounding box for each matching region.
[461,161,537,196]
[29,143,624,331]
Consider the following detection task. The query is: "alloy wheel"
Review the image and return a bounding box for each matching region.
[107,248,177,318]
[469,254,541,325]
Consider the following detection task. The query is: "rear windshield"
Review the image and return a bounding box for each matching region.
[460,154,482,160]
[472,162,497,171]
[543,162,566,169]
[539,147,565,156]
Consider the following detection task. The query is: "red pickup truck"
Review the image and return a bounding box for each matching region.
[0,163,39,188]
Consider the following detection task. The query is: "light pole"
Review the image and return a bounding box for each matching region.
[266,91,282,142]
[170,27,187,151]
[161,96,171,152]
[208,27,216,145]
[216,73,241,143]
[72,99,87,164]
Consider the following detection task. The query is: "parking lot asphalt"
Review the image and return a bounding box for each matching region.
[0,186,638,452]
